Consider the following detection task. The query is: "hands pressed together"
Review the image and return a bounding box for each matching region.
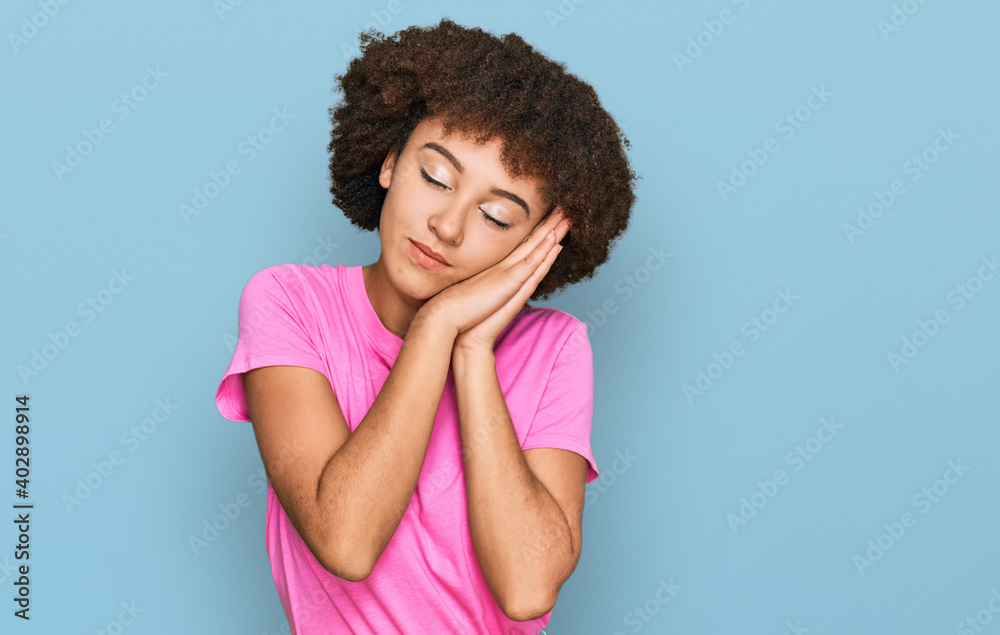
[419,206,572,357]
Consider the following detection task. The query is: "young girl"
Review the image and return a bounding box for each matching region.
[215,18,637,634]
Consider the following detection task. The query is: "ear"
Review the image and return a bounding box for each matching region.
[378,148,398,189]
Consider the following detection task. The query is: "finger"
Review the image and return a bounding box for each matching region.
[518,206,565,246]
[508,226,557,269]
[521,229,558,269]
[525,208,568,251]
[538,206,566,236]
[491,208,566,295]
[507,245,561,310]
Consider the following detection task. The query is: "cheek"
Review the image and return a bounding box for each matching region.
[504,232,531,259]
[451,238,501,278]
[483,236,523,268]
[379,191,408,235]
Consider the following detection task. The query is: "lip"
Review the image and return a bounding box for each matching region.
[410,240,449,266]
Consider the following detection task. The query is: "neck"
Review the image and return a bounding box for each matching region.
[362,259,426,340]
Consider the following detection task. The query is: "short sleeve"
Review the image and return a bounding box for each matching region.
[215,265,332,422]
[522,321,600,484]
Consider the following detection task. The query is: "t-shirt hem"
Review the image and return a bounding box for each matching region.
[216,351,332,422]
[521,434,600,483]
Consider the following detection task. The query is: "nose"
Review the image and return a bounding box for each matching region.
[427,200,467,245]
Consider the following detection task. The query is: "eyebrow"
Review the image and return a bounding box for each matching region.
[422,142,531,218]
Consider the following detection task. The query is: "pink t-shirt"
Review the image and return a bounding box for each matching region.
[215,263,599,634]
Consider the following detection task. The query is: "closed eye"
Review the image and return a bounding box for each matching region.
[421,169,510,230]
[480,210,509,230]
[421,169,448,189]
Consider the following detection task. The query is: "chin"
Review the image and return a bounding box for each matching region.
[388,252,450,300]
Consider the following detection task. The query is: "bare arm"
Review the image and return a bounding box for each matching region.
[451,345,584,621]
[244,306,457,581]
[245,210,567,583]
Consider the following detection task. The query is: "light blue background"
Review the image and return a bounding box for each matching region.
[2,0,998,633]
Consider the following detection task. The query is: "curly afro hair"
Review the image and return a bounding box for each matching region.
[327,18,639,301]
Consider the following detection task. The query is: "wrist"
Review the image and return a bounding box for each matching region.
[452,340,495,365]
[412,302,459,342]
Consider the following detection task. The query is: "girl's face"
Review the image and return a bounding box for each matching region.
[376,115,551,300]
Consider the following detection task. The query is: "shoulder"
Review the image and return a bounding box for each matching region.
[242,263,345,301]
[504,305,590,356]
[238,263,350,323]
[245,262,330,290]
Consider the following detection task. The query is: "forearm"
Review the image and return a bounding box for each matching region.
[451,346,575,619]
[317,310,456,578]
